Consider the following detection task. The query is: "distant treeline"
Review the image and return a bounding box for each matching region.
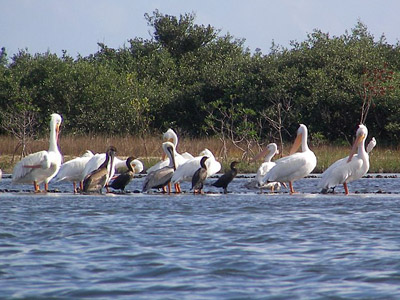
[1,10,399,146]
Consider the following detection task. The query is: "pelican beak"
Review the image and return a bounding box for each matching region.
[347,133,365,163]
[56,123,60,142]
[252,148,270,162]
[289,133,302,155]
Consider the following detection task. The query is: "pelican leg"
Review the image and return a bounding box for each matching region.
[33,181,40,193]
[73,182,77,194]
[79,181,84,192]
[162,186,167,193]
[168,182,172,194]
[343,182,349,195]
[289,182,295,194]
[44,183,49,192]
[175,183,181,193]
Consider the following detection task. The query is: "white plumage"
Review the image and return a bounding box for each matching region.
[262,124,317,194]
[52,150,94,192]
[147,128,193,173]
[12,113,63,192]
[318,125,371,194]
[171,148,221,185]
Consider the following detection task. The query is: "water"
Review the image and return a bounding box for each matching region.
[1,175,400,299]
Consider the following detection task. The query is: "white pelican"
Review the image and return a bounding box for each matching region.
[110,157,143,192]
[171,148,221,191]
[82,146,117,193]
[52,150,94,193]
[12,113,63,192]
[262,124,317,194]
[318,125,370,195]
[142,141,176,193]
[247,143,281,192]
[146,128,193,173]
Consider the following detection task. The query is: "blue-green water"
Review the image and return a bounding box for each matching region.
[1,175,400,299]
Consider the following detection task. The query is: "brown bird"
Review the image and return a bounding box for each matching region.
[82,146,117,194]
[191,156,208,194]
[110,156,137,192]
[142,142,176,193]
[212,161,239,194]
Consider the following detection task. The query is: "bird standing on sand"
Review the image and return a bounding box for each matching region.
[191,156,208,194]
[212,161,239,194]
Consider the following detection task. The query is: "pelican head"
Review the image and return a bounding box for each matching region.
[163,128,178,147]
[347,124,368,163]
[162,141,176,170]
[290,124,309,155]
[253,143,279,162]
[51,113,62,137]
[132,159,144,174]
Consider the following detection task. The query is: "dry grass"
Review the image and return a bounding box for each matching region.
[0,134,399,174]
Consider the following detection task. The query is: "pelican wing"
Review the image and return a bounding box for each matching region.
[319,155,366,190]
[53,155,93,182]
[171,157,202,183]
[12,151,49,184]
[263,151,316,183]
[256,161,276,184]
[142,167,174,192]
[83,168,108,193]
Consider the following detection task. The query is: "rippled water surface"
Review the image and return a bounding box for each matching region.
[1,175,400,299]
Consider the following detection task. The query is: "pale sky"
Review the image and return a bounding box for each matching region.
[1,0,400,58]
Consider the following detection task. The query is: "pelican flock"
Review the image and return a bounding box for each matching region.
[5,114,380,195]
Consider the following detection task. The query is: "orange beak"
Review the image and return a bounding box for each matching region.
[347,133,365,163]
[56,123,60,142]
[252,147,270,162]
[289,133,302,155]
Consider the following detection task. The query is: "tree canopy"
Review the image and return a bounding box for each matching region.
[1,12,399,147]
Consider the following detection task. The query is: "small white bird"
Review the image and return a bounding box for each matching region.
[262,124,317,194]
[318,125,371,195]
[12,113,63,192]
[52,150,94,193]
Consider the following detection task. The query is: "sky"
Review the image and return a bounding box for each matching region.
[1,0,400,58]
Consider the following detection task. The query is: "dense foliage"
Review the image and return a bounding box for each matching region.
[1,11,399,147]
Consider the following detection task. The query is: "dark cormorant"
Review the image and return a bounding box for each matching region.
[191,156,208,194]
[110,156,136,192]
[212,161,239,194]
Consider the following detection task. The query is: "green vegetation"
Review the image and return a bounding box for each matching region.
[1,11,400,162]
